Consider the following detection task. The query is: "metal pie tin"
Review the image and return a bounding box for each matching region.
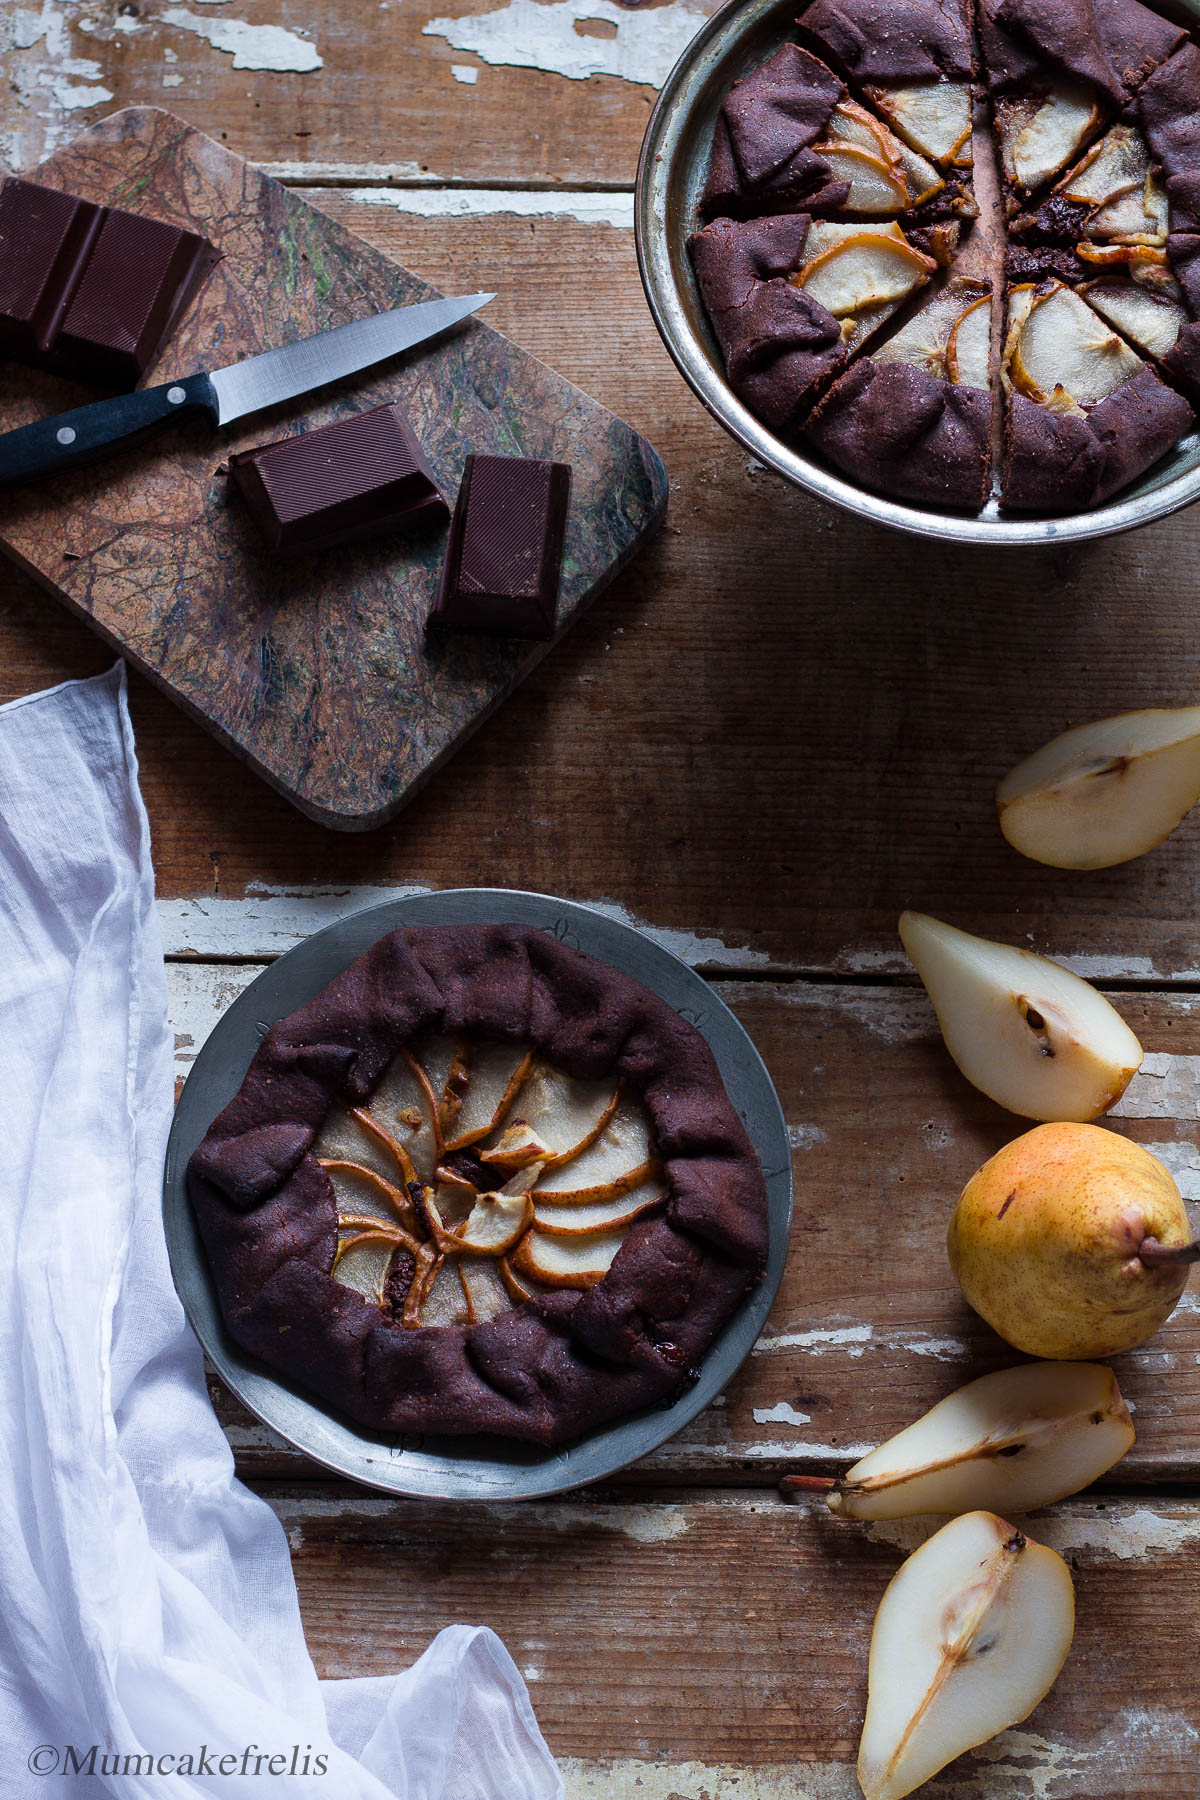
[635,0,1200,546]
[163,888,793,1500]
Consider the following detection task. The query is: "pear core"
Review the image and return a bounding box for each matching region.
[949,1122,1198,1359]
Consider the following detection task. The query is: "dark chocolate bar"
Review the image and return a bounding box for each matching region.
[227,402,448,555]
[429,453,571,639]
[0,177,218,388]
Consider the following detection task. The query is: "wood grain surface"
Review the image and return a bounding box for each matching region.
[5,14,1200,1796]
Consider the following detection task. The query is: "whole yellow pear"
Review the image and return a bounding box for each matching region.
[948,1123,1199,1359]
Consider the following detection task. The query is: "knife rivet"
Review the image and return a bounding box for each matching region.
[56,426,76,445]
[167,386,187,405]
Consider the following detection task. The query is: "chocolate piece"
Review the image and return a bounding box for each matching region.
[429,453,571,639]
[808,359,992,508]
[0,177,217,388]
[797,0,975,82]
[0,179,102,361]
[1140,44,1200,176]
[228,403,448,555]
[979,0,1185,100]
[688,214,846,433]
[1005,242,1094,284]
[1003,369,1193,510]
[187,924,769,1446]
[1010,193,1094,247]
[700,44,850,219]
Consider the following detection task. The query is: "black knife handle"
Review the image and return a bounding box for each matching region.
[0,372,220,489]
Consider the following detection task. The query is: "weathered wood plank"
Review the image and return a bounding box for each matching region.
[5,199,1200,973]
[264,1481,1200,1794]
[0,0,705,185]
[170,964,1200,1481]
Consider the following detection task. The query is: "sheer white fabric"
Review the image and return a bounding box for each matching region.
[0,664,563,1800]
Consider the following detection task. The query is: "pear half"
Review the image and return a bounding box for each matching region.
[859,1511,1075,1800]
[899,912,1143,1122]
[829,1361,1133,1520]
[996,704,1200,869]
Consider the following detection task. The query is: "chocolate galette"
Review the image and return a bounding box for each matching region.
[690,0,1200,514]
[187,924,769,1447]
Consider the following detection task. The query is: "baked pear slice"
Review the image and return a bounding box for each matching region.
[1053,123,1168,245]
[865,81,973,170]
[1004,280,1142,410]
[899,911,1143,1122]
[997,704,1200,868]
[827,1362,1134,1520]
[873,277,991,384]
[859,1512,1075,1800]
[1079,276,1187,363]
[797,223,937,352]
[995,80,1104,194]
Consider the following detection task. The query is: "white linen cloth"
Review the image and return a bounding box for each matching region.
[0,664,564,1800]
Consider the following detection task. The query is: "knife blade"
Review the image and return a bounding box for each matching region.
[0,292,494,490]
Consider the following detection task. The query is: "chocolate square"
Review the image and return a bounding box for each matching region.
[228,402,449,555]
[54,206,218,389]
[0,177,218,388]
[429,453,572,639]
[0,178,103,361]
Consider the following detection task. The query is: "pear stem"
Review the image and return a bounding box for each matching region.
[779,1473,836,1497]
[1139,1236,1200,1269]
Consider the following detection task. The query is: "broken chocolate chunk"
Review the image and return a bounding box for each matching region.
[228,402,449,555]
[429,453,571,639]
[0,177,217,388]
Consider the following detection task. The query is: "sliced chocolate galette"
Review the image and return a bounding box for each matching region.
[188,924,769,1446]
[690,0,1200,514]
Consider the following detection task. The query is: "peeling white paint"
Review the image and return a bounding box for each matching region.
[1110,1052,1200,1120]
[1142,1137,1200,1199]
[865,1506,1200,1564]
[162,71,183,86]
[158,884,769,971]
[159,8,323,70]
[450,62,478,83]
[422,0,709,88]
[258,159,434,183]
[752,1401,812,1428]
[788,1124,827,1150]
[353,185,634,227]
[756,1324,875,1355]
[51,78,113,108]
[519,1501,691,1543]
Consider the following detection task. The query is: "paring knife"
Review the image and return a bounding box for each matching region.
[0,292,495,488]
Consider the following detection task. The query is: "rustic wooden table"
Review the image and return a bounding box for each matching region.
[4,6,1200,1795]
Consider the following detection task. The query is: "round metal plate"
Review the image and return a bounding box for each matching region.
[635,0,1200,547]
[163,888,793,1499]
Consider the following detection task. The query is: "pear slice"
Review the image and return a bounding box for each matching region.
[441,1043,534,1151]
[811,142,910,212]
[1005,281,1143,409]
[996,704,1200,869]
[1054,125,1167,245]
[458,1255,511,1325]
[823,100,944,207]
[510,1227,625,1288]
[829,1362,1133,1520]
[898,911,1143,1122]
[873,278,989,381]
[798,230,936,318]
[865,81,973,169]
[331,1233,401,1306]
[314,1103,412,1188]
[859,1511,1075,1800]
[945,296,992,389]
[533,1176,666,1237]
[452,1190,534,1255]
[363,1047,441,1178]
[485,1119,554,1170]
[320,1158,417,1231]
[482,1064,618,1165]
[998,81,1103,192]
[1080,278,1186,362]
